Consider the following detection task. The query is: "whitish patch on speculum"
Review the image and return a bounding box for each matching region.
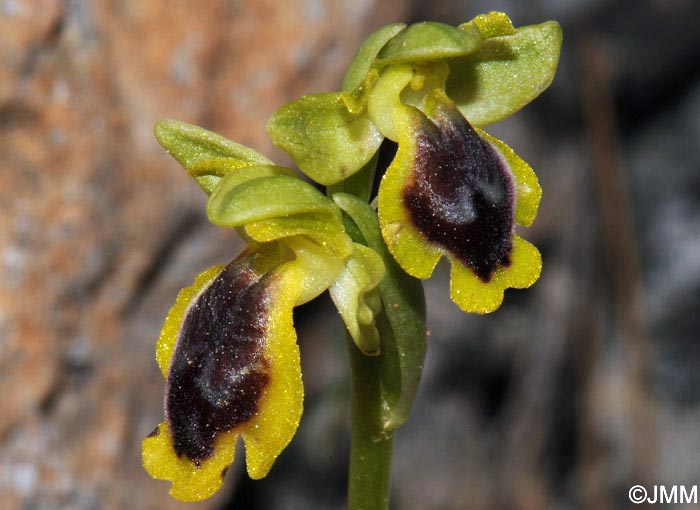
[403,103,516,282]
[165,257,273,464]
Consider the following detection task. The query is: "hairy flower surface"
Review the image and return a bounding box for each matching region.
[144,11,561,501]
[377,89,542,312]
[143,121,385,501]
[268,12,561,313]
[143,244,303,501]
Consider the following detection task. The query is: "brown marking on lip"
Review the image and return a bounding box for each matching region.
[402,101,515,282]
[165,254,274,464]
[146,426,160,438]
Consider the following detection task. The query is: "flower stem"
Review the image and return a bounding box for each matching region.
[347,334,394,510]
[329,154,425,510]
[326,152,378,203]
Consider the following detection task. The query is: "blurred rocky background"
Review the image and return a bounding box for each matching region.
[1,0,699,509]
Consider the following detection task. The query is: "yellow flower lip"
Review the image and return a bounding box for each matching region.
[143,244,304,501]
[401,95,516,283]
[377,92,542,313]
[165,254,274,464]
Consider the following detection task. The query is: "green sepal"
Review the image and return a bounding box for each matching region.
[329,243,386,356]
[376,21,483,65]
[267,93,383,186]
[207,174,338,228]
[333,193,426,432]
[342,23,406,92]
[188,160,296,196]
[154,120,272,193]
[244,212,353,259]
[446,20,563,127]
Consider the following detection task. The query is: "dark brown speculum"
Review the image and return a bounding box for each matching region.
[165,256,273,464]
[403,102,516,282]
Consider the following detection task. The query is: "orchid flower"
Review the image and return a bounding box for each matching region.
[268,12,562,312]
[143,11,561,504]
[142,121,386,500]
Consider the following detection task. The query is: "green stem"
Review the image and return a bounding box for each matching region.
[329,154,394,510]
[326,152,378,203]
[347,334,394,510]
[329,148,426,509]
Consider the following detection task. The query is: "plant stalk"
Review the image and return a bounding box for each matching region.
[330,151,402,510]
[347,334,394,510]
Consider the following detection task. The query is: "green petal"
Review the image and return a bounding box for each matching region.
[446,20,563,126]
[376,21,483,65]
[340,73,377,115]
[326,151,379,204]
[342,23,406,92]
[329,243,385,356]
[188,160,296,196]
[207,174,337,227]
[155,120,272,193]
[367,64,415,142]
[267,92,383,185]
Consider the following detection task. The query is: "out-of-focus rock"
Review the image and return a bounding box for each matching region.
[0,1,407,508]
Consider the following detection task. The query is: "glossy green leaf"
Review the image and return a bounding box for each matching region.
[342,23,406,92]
[333,193,426,432]
[329,243,385,356]
[154,120,271,170]
[267,93,383,186]
[376,21,482,65]
[207,174,337,227]
[187,160,296,196]
[446,20,563,127]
